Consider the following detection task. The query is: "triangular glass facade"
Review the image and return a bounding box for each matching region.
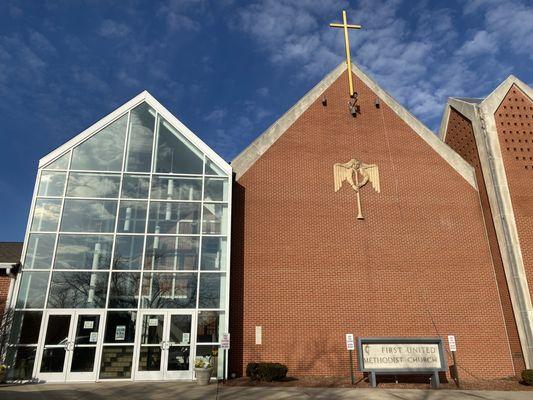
[8,98,230,383]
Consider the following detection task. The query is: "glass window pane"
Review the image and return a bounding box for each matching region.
[103,311,136,343]
[197,311,224,343]
[145,236,199,271]
[31,199,61,232]
[205,157,227,176]
[66,172,120,198]
[151,176,202,201]
[44,152,70,170]
[5,346,37,381]
[148,202,200,234]
[71,114,127,172]
[125,102,155,172]
[204,178,228,202]
[202,204,228,235]
[200,237,227,271]
[71,347,96,372]
[155,116,203,174]
[100,346,133,379]
[140,314,164,344]
[199,273,225,309]
[138,347,162,371]
[38,171,66,196]
[61,199,117,232]
[16,271,49,308]
[74,315,100,344]
[121,175,150,199]
[113,235,144,270]
[9,311,43,344]
[24,233,55,269]
[141,273,197,308]
[117,201,147,233]
[54,234,113,270]
[47,271,108,308]
[108,272,140,308]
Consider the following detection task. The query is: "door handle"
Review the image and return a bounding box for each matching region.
[64,341,74,351]
[160,341,170,350]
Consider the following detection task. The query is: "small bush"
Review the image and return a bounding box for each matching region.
[246,362,288,382]
[522,369,533,385]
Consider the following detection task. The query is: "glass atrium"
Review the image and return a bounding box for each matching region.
[6,94,231,382]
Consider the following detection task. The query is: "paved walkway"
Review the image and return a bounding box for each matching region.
[1,381,532,400]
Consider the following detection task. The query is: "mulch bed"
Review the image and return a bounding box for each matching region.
[222,375,533,391]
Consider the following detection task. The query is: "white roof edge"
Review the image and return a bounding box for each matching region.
[438,98,478,142]
[231,62,346,179]
[38,91,231,175]
[233,61,476,188]
[481,75,533,115]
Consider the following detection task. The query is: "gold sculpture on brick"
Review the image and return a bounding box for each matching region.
[334,159,380,220]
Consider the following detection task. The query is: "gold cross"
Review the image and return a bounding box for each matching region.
[330,10,362,97]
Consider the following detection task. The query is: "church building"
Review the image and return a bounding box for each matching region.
[2,14,533,382]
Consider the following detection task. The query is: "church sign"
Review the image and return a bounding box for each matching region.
[357,338,447,388]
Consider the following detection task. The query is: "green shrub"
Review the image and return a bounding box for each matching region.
[246,362,288,382]
[522,369,533,385]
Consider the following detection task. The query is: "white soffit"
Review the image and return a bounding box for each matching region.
[38,91,232,175]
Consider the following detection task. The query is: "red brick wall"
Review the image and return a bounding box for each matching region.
[230,70,515,379]
[445,107,524,373]
[0,276,12,312]
[494,85,533,308]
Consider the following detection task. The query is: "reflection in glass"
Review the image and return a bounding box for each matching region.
[31,199,61,232]
[113,236,144,270]
[100,346,133,379]
[24,233,55,269]
[71,347,96,372]
[16,271,49,308]
[61,199,117,232]
[151,176,202,201]
[125,102,155,172]
[167,346,189,371]
[196,345,221,377]
[71,114,127,172]
[200,237,227,271]
[145,236,199,270]
[66,172,120,198]
[117,201,147,233]
[155,116,204,174]
[9,311,43,344]
[169,315,191,343]
[47,271,108,308]
[141,273,197,308]
[54,234,113,270]
[205,157,226,176]
[38,171,66,197]
[44,315,71,344]
[5,346,36,381]
[44,152,69,170]
[199,273,225,309]
[141,314,164,344]
[197,312,223,343]
[40,348,66,373]
[202,204,228,234]
[121,175,150,199]
[204,178,228,202]
[108,272,141,308]
[138,347,161,371]
[148,202,200,234]
[104,311,137,343]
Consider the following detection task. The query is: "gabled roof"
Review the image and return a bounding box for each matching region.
[439,75,533,142]
[39,91,231,175]
[0,242,23,263]
[232,62,476,188]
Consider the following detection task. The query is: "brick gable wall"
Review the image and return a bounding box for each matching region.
[229,70,515,378]
[445,107,524,373]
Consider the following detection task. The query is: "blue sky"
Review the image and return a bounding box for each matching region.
[1,0,532,241]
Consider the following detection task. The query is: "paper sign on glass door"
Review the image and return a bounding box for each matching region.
[182,333,190,343]
[115,325,126,341]
[89,332,98,343]
[84,321,94,329]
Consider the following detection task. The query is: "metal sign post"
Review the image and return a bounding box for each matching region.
[448,335,460,388]
[221,333,230,381]
[346,333,355,385]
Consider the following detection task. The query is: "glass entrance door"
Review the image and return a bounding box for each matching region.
[135,311,194,380]
[36,310,104,382]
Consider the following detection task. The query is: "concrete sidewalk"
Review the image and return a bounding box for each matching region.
[1,381,532,400]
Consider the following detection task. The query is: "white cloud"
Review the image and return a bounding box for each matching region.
[456,30,496,57]
[204,108,227,122]
[98,20,130,38]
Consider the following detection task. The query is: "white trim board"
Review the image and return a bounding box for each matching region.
[232,62,476,188]
[38,91,232,176]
